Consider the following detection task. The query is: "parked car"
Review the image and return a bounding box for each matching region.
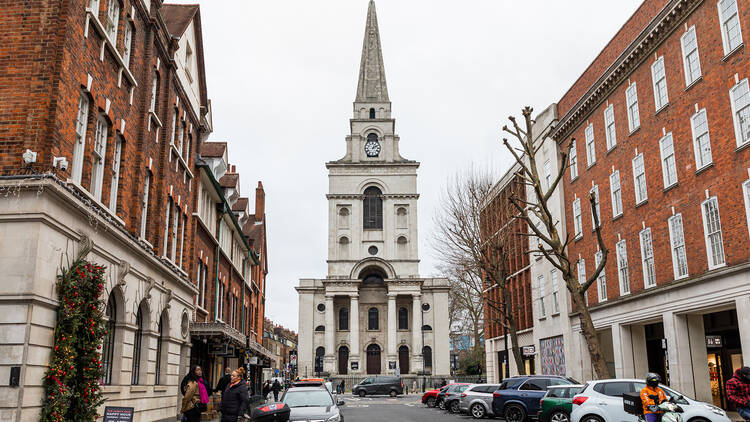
[442,383,472,413]
[458,383,502,419]
[422,388,442,407]
[492,375,579,422]
[280,381,345,422]
[570,378,730,422]
[538,384,583,422]
[352,375,403,397]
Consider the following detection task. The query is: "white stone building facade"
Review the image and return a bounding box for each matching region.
[296,0,449,378]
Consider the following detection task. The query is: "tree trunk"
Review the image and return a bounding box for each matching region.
[567,281,611,379]
[507,316,526,375]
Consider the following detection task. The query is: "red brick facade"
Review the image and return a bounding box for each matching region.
[554,0,750,305]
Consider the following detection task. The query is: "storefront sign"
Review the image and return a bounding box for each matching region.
[388,361,396,370]
[248,356,259,365]
[706,335,722,348]
[222,346,236,357]
[103,406,134,422]
[209,344,228,355]
[522,346,536,356]
[350,361,359,370]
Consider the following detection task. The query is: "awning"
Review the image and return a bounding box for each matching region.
[190,322,246,347]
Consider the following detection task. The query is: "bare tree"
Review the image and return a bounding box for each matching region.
[501,106,611,378]
[433,168,526,375]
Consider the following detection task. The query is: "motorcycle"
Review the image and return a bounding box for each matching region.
[637,395,685,422]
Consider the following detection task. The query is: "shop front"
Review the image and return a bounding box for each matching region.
[704,310,744,410]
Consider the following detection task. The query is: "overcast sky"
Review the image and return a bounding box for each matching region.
[181,0,642,332]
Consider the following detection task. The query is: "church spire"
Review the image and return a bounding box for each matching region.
[356,0,389,103]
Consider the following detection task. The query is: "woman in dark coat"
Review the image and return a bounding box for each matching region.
[220,369,249,422]
[262,380,271,400]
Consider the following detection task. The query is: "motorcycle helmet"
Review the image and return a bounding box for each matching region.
[646,372,661,388]
[741,366,750,383]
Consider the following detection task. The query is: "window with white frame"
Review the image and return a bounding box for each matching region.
[668,214,689,279]
[573,198,582,238]
[217,282,224,321]
[730,78,750,148]
[551,270,560,314]
[640,228,656,288]
[590,185,600,229]
[200,262,207,309]
[743,180,750,239]
[140,172,150,239]
[170,111,177,145]
[123,21,133,68]
[604,104,616,150]
[109,136,122,211]
[610,170,622,217]
[651,57,669,110]
[105,0,120,44]
[616,240,630,295]
[701,197,726,268]
[150,71,158,113]
[196,261,203,309]
[585,123,596,166]
[171,206,179,261]
[626,82,640,132]
[659,133,678,188]
[89,0,101,14]
[538,274,546,318]
[681,27,702,85]
[91,115,108,201]
[185,132,192,164]
[690,109,713,169]
[179,212,185,268]
[72,93,89,184]
[178,121,185,154]
[578,260,587,305]
[570,141,578,180]
[163,199,171,256]
[595,250,607,302]
[632,153,647,204]
[718,0,743,55]
[544,159,551,190]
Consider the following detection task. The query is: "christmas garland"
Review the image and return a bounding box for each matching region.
[40,259,108,422]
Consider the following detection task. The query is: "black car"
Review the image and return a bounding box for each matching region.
[352,375,404,397]
[436,383,470,411]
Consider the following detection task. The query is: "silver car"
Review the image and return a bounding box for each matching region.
[281,384,345,422]
[459,383,502,419]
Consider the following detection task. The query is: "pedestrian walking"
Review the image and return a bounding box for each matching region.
[727,366,750,421]
[181,368,204,422]
[215,367,232,396]
[219,369,249,422]
[339,379,345,394]
[271,379,282,401]
[262,380,271,401]
[412,380,417,394]
[179,366,211,421]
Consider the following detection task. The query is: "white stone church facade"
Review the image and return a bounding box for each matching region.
[296,0,449,378]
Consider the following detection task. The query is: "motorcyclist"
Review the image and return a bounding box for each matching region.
[640,373,668,422]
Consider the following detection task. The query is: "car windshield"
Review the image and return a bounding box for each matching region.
[282,390,334,408]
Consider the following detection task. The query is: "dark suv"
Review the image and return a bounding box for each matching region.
[492,376,578,422]
[352,375,403,397]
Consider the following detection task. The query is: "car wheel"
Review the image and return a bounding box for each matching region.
[470,403,486,419]
[687,419,711,422]
[580,416,603,422]
[504,404,526,422]
[438,399,445,410]
[426,397,436,407]
[358,390,366,398]
[549,410,569,422]
[389,390,397,398]
[450,400,460,413]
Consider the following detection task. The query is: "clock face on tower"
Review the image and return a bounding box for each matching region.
[365,133,381,157]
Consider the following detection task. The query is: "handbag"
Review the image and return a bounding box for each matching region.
[197,402,208,412]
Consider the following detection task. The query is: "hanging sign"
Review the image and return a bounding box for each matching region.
[103,406,134,422]
[209,344,228,355]
[706,335,722,348]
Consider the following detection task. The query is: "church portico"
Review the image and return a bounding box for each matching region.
[296,0,448,378]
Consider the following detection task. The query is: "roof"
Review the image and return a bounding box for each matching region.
[161,4,199,38]
[232,197,248,212]
[355,0,389,103]
[244,224,264,248]
[218,173,238,188]
[200,141,226,158]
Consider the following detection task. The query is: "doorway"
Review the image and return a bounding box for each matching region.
[704,310,743,410]
[338,346,349,375]
[645,322,668,385]
[399,345,410,374]
[367,344,381,374]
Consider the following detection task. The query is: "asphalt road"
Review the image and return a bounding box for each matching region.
[339,394,477,422]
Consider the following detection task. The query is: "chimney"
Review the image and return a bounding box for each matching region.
[231,165,236,173]
[255,181,265,219]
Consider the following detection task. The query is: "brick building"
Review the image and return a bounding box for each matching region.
[0,1,269,420]
[262,318,298,381]
[538,0,750,409]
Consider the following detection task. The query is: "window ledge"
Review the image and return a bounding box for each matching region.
[574,234,583,242]
[612,213,624,222]
[170,144,194,178]
[695,162,714,176]
[196,305,208,315]
[138,237,153,250]
[684,76,703,92]
[153,386,168,392]
[550,312,560,317]
[655,103,669,116]
[67,180,125,227]
[570,175,579,184]
[130,386,148,393]
[708,263,727,271]
[606,144,618,155]
[586,161,597,170]
[150,111,163,128]
[85,9,138,88]
[635,199,648,209]
[628,126,641,137]
[663,182,679,193]
[722,43,744,62]
[736,141,750,153]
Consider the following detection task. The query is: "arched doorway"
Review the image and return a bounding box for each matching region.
[366,344,381,374]
[398,345,409,375]
[338,346,349,375]
[315,347,325,375]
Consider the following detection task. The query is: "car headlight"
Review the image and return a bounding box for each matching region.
[327,413,341,422]
[703,404,725,416]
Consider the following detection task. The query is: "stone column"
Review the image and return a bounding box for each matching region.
[411,293,423,373]
[737,295,750,367]
[349,294,360,373]
[323,294,335,373]
[387,293,397,372]
[663,311,693,397]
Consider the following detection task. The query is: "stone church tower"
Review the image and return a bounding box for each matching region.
[296,0,449,378]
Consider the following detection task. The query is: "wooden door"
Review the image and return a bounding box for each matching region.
[338,346,349,375]
[366,344,381,374]
[398,346,409,374]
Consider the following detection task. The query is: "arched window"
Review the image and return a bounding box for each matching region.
[101,293,117,385]
[155,313,165,385]
[369,108,376,119]
[397,236,408,259]
[338,207,350,228]
[339,307,349,331]
[363,187,383,230]
[338,236,350,260]
[423,346,433,369]
[315,325,325,332]
[368,307,379,330]
[398,307,408,330]
[315,347,325,373]
[131,305,144,385]
[396,207,408,228]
